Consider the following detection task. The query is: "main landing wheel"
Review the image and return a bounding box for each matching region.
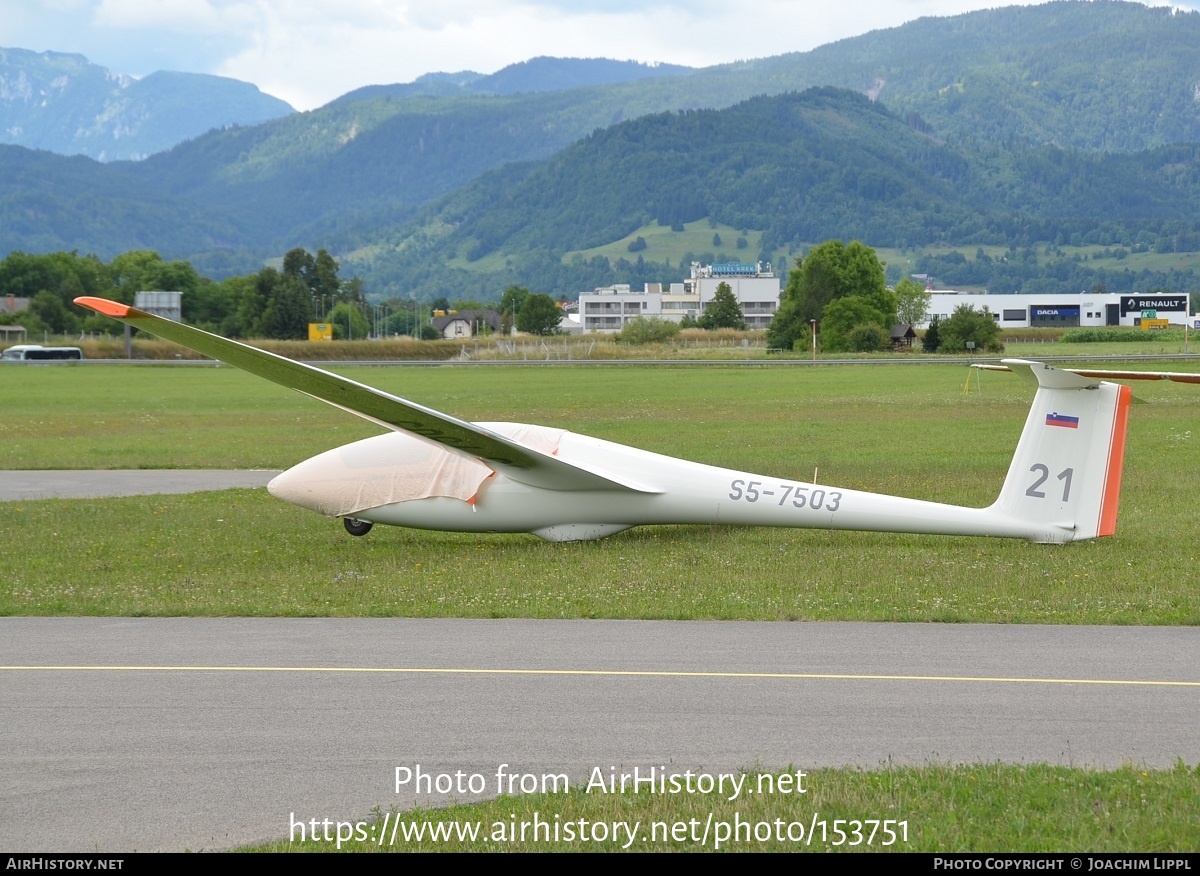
[343,517,373,537]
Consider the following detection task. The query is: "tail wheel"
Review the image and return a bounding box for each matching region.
[343,517,373,537]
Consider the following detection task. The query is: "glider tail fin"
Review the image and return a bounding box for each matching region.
[989,360,1132,543]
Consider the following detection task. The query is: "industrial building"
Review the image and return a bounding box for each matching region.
[575,267,1193,334]
[925,291,1192,329]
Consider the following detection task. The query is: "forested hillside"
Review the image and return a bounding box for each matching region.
[748,0,1200,152]
[349,89,1200,298]
[2,2,1200,301]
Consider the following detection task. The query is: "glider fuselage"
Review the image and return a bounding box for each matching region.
[267,426,1063,543]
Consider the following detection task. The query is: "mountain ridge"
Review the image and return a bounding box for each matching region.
[2,2,1200,297]
[0,47,295,161]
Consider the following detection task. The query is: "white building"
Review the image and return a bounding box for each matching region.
[578,262,780,333]
[924,291,1192,329]
[431,310,504,339]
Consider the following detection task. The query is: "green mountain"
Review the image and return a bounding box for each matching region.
[744,0,1200,153]
[97,1,1200,245]
[2,1,1200,298]
[0,144,250,260]
[351,88,1200,297]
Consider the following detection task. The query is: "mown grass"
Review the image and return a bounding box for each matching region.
[2,363,1197,623]
[4,360,1195,470]
[3,488,1197,622]
[1004,338,1197,358]
[254,763,1200,852]
[6,362,1198,854]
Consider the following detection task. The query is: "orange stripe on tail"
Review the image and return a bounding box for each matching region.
[1097,383,1132,537]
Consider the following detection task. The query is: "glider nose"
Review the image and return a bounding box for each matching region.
[267,433,494,519]
[268,461,342,515]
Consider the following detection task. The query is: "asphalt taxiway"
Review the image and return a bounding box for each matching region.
[2,617,1198,851]
[0,470,279,501]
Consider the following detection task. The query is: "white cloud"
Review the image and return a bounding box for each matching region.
[94,0,228,31]
[215,0,1059,108]
[3,0,1198,109]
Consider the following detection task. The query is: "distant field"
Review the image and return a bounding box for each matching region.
[3,363,1197,623]
[566,219,768,268]
[549,232,1200,289]
[364,224,1200,290]
[874,243,1200,292]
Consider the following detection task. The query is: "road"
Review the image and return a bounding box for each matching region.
[2,617,1197,851]
[0,470,279,501]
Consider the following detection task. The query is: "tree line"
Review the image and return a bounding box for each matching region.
[0,248,391,340]
[0,248,578,341]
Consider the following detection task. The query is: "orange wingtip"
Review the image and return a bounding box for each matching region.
[74,296,132,317]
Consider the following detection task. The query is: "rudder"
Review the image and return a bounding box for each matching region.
[989,360,1132,542]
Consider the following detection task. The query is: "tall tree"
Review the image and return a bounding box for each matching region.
[499,285,531,334]
[938,305,1002,353]
[282,248,315,283]
[283,247,346,315]
[237,267,278,337]
[310,249,343,303]
[260,274,311,340]
[699,282,747,330]
[791,240,888,322]
[768,240,890,350]
[893,276,931,327]
[329,300,370,340]
[922,315,942,353]
[516,293,563,336]
[818,296,891,352]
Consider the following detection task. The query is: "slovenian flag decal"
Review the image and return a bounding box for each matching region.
[1046,412,1080,429]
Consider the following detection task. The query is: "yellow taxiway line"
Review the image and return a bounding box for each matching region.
[2,665,1199,687]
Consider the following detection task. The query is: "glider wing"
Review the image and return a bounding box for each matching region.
[74,297,658,494]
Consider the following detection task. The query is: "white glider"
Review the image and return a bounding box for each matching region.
[76,296,1178,543]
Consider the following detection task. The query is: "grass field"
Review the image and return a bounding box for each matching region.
[565,219,765,268]
[558,230,1200,293]
[876,243,1200,289]
[2,363,1198,623]
[4,361,1198,853]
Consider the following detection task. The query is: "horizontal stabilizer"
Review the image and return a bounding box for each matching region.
[974,361,1200,385]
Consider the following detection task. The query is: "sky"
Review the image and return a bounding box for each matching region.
[1,0,1195,111]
